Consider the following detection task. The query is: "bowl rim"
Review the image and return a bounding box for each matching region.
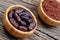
[5,5,37,34]
[40,0,60,23]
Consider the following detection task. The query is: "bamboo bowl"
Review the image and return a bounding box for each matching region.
[3,5,37,38]
[38,0,60,26]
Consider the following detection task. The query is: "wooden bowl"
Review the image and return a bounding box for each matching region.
[38,0,60,26]
[3,5,37,38]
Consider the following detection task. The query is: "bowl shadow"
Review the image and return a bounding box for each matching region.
[37,15,56,28]
[3,26,23,40]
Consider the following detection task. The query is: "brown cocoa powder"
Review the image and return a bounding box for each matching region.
[42,0,60,21]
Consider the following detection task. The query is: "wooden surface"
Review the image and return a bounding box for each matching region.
[0,0,60,40]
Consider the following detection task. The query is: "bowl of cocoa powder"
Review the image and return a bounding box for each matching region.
[38,0,60,26]
[3,5,37,38]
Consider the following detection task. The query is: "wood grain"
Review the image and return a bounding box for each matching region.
[0,0,60,40]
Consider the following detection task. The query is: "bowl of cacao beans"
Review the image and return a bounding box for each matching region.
[38,0,60,26]
[3,5,37,38]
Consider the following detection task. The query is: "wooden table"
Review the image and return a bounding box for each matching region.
[0,0,60,40]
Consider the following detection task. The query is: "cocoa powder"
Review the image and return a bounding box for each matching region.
[42,0,60,21]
